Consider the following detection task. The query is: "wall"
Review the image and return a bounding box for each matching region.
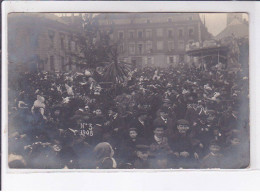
[8,13,81,72]
[97,13,207,67]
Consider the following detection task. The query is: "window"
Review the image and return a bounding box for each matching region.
[68,58,72,71]
[35,34,39,47]
[138,30,143,38]
[68,40,71,51]
[71,41,76,51]
[189,28,194,37]
[146,41,153,52]
[169,56,174,63]
[50,56,55,71]
[61,56,65,71]
[48,30,55,39]
[39,60,44,71]
[48,30,55,48]
[68,36,72,51]
[60,33,65,49]
[129,43,135,54]
[178,41,185,50]
[138,43,143,54]
[129,31,134,39]
[178,29,183,38]
[147,57,152,64]
[118,31,124,39]
[109,33,114,40]
[168,29,173,38]
[168,41,174,50]
[75,41,78,51]
[146,30,152,38]
[168,56,177,64]
[72,56,76,64]
[156,28,163,37]
[157,41,164,50]
[131,59,137,66]
[107,20,113,25]
[119,43,124,53]
[60,37,64,49]
[179,55,185,62]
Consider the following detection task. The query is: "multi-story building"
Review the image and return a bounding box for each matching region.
[8,13,211,72]
[8,13,82,72]
[95,13,211,67]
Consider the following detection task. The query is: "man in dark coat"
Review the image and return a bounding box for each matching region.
[222,132,250,169]
[120,128,149,168]
[147,125,174,169]
[218,107,239,136]
[153,107,176,138]
[169,119,201,168]
[129,112,153,139]
[201,141,224,169]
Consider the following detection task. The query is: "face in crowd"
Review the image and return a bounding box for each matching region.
[207,113,216,122]
[209,144,221,153]
[160,111,168,118]
[231,137,240,146]
[139,114,147,121]
[54,109,61,116]
[177,124,190,134]
[95,109,102,116]
[108,110,114,116]
[84,105,89,112]
[129,129,138,139]
[154,127,164,138]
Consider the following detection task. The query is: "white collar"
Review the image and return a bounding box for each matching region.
[161,116,167,122]
[210,152,219,156]
[154,135,163,144]
[138,118,144,125]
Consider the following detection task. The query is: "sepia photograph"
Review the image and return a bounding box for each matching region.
[7,12,250,170]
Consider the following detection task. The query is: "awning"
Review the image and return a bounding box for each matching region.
[186,46,229,58]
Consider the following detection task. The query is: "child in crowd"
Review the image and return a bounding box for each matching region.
[148,125,173,169]
[169,119,201,168]
[201,141,223,168]
[120,128,148,168]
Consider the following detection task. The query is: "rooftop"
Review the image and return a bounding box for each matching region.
[94,12,201,21]
[8,13,82,33]
[215,23,249,40]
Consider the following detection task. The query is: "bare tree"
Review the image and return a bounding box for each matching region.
[75,13,132,83]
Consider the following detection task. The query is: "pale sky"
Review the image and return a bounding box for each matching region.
[199,13,249,36]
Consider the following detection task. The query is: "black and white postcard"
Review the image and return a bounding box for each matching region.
[3,0,260,191]
[7,11,250,169]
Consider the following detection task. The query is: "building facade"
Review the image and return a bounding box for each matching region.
[8,13,82,72]
[8,13,211,72]
[96,13,211,67]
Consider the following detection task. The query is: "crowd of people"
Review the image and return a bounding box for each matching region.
[8,62,249,169]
